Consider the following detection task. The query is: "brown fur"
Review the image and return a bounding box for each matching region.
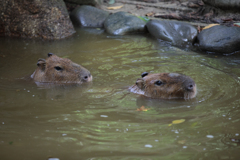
[129,73,197,99]
[31,54,92,83]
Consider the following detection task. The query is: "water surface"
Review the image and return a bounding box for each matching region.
[0,28,240,160]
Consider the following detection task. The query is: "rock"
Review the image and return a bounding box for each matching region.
[104,11,147,35]
[146,19,198,47]
[197,25,240,54]
[203,0,240,10]
[80,28,105,35]
[64,0,101,6]
[0,0,75,39]
[70,5,109,27]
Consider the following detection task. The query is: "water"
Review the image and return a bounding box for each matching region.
[0,28,240,160]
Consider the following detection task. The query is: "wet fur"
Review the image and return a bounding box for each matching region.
[31,55,92,83]
[129,73,197,99]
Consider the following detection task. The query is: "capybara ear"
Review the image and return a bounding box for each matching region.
[48,53,54,57]
[37,58,46,71]
[141,72,149,78]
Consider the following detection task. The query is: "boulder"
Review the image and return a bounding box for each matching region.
[70,5,109,27]
[104,11,147,35]
[197,25,240,54]
[0,0,75,39]
[146,19,198,47]
[203,0,240,10]
[64,0,100,6]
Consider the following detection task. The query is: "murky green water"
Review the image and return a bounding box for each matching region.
[0,28,240,160]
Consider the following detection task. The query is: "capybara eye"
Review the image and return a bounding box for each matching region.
[155,80,163,86]
[54,66,63,71]
[141,72,149,78]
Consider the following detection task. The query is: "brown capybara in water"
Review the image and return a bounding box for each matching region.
[129,72,197,99]
[31,53,92,83]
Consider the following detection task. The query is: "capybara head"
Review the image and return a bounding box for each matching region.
[31,53,92,83]
[129,72,197,99]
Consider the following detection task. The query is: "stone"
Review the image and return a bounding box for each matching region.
[64,0,101,6]
[70,5,109,28]
[0,0,75,39]
[104,11,147,35]
[197,25,240,54]
[146,19,198,47]
[203,0,240,10]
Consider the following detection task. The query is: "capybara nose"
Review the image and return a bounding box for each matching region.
[82,74,92,82]
[186,83,195,91]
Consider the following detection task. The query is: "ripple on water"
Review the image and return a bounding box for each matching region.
[0,28,240,160]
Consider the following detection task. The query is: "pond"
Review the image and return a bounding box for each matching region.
[0,28,240,160]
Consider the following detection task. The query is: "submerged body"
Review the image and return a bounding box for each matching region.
[129,72,197,99]
[31,53,92,83]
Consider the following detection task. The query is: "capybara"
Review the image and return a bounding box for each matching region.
[31,53,92,83]
[129,72,197,99]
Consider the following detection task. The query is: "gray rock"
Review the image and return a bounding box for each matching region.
[197,25,240,54]
[203,0,240,10]
[64,0,101,6]
[70,5,109,28]
[0,0,75,39]
[104,11,146,35]
[146,19,198,47]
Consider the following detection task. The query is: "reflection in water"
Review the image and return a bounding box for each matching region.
[0,28,240,160]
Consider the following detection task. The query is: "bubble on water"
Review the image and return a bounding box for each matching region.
[32,95,35,97]
[62,134,67,136]
[206,135,214,138]
[236,133,239,136]
[183,146,187,149]
[100,115,108,118]
[48,158,60,160]
[2,122,4,124]
[155,140,159,142]
[145,144,152,148]
[222,115,226,117]
[203,148,206,150]
[27,90,30,92]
